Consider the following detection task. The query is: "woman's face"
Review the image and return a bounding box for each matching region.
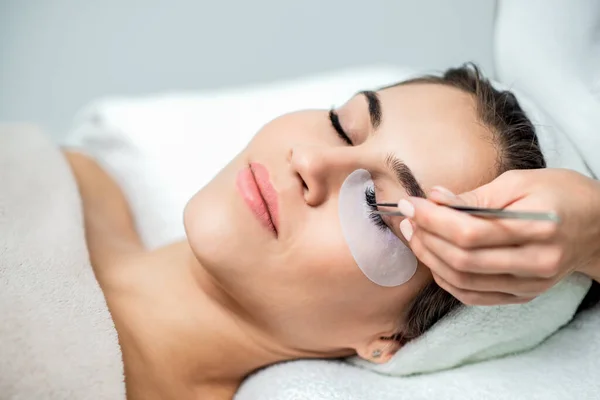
[184,83,498,360]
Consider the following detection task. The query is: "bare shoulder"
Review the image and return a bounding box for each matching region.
[63,149,145,265]
[63,149,94,165]
[63,150,112,186]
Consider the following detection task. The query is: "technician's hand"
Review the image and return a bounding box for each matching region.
[397,168,600,306]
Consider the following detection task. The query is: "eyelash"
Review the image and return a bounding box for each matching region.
[328,109,352,145]
[365,187,388,231]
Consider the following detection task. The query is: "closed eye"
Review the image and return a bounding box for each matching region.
[328,109,352,145]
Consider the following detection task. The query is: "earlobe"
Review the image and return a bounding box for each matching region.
[355,336,402,364]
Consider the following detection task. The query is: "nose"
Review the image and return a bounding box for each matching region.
[289,145,352,206]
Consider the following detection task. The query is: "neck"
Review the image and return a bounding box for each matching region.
[183,242,294,380]
[105,241,296,399]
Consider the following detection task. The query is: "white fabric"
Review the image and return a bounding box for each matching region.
[348,273,590,375]
[63,64,600,399]
[0,124,125,399]
[237,304,600,399]
[495,0,600,178]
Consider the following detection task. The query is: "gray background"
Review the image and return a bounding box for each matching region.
[0,0,496,140]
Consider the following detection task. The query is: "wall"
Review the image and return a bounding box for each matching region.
[0,0,496,139]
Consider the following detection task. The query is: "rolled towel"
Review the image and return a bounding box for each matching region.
[348,274,591,375]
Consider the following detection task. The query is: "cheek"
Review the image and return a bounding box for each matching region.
[280,221,397,323]
[286,211,364,286]
[277,210,434,344]
[255,215,364,320]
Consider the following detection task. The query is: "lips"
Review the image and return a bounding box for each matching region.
[236,162,279,236]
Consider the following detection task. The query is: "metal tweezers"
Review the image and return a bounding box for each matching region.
[370,203,560,222]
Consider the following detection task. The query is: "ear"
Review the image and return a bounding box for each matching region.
[355,335,402,364]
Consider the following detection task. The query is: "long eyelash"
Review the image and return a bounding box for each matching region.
[365,187,388,231]
[328,109,352,145]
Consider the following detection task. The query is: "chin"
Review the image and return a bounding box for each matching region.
[184,192,228,267]
[183,181,258,284]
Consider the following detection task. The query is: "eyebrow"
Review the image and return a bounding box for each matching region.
[384,154,426,198]
[355,90,426,198]
[359,90,382,129]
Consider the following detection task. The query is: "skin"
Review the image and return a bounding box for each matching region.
[397,169,600,305]
[65,82,498,399]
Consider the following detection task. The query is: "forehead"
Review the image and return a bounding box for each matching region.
[374,83,498,194]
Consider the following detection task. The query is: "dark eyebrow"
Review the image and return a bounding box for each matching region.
[385,154,426,198]
[359,90,382,129]
[355,90,424,197]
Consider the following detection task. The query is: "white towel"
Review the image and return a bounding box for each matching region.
[0,124,125,399]
[237,302,600,399]
[348,274,591,376]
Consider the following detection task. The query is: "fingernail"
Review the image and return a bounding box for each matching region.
[432,186,456,199]
[399,219,413,241]
[397,199,415,218]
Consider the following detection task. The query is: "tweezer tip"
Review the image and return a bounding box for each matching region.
[548,213,561,223]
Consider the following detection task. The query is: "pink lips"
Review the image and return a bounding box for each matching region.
[236,162,279,236]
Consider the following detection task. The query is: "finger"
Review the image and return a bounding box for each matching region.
[428,186,467,206]
[414,228,563,279]
[412,230,553,295]
[402,197,559,249]
[432,273,536,306]
[408,227,451,279]
[411,236,530,303]
[431,170,534,209]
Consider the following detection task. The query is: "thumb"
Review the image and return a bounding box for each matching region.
[427,185,476,207]
[429,171,527,209]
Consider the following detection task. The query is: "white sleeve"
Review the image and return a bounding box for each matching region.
[494,0,600,178]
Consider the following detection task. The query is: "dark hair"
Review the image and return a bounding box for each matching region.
[387,63,547,344]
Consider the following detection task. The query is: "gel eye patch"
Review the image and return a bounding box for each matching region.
[338,169,417,287]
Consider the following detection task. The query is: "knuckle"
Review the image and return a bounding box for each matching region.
[548,248,564,269]
[433,274,452,293]
[537,249,562,277]
[432,273,445,287]
[537,265,557,279]
[452,271,474,290]
[449,250,472,272]
[502,169,524,183]
[418,211,434,227]
[537,222,559,240]
[534,279,553,293]
[453,226,478,248]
